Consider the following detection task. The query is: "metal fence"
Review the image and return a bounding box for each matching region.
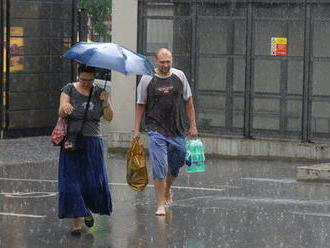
[138,0,330,143]
[0,0,76,138]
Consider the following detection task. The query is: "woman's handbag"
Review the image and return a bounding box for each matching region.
[126,139,148,192]
[51,117,68,146]
[51,85,72,147]
[63,86,94,152]
[63,131,84,151]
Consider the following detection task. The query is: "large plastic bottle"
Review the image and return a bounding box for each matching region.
[185,139,206,173]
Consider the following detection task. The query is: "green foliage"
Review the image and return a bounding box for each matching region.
[78,0,112,41]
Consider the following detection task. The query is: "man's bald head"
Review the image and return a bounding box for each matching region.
[154,48,173,76]
[154,48,172,60]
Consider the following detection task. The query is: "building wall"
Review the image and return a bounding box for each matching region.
[110,0,138,133]
[136,1,330,144]
[107,0,330,160]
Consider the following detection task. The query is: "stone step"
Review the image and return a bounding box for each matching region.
[296,163,330,181]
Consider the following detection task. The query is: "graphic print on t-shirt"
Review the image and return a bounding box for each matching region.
[82,101,95,111]
[156,85,174,95]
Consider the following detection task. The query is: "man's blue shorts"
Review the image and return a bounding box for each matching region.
[147,131,186,179]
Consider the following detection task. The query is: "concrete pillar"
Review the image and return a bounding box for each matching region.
[110,0,138,133]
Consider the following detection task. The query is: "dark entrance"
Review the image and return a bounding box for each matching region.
[0,0,77,138]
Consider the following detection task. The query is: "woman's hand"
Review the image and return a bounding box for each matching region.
[100,91,109,103]
[62,103,74,115]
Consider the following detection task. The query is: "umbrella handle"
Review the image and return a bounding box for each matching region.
[103,70,110,90]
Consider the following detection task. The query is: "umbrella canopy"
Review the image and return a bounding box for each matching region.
[63,42,154,76]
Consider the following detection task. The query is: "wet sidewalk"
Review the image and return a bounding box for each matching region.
[1,136,330,248]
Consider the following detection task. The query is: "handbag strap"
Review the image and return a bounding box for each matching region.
[79,86,94,133]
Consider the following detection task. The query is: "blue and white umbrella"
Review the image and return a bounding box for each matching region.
[64,42,154,76]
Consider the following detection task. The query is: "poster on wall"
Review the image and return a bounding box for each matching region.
[3,26,24,72]
[271,37,287,56]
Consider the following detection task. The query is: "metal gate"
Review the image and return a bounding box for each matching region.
[138,0,330,143]
[0,0,77,138]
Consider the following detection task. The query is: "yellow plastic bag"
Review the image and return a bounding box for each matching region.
[127,139,148,191]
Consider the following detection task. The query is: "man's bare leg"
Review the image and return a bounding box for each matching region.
[165,175,176,205]
[154,178,166,215]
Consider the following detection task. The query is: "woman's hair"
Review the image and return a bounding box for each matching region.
[78,64,96,75]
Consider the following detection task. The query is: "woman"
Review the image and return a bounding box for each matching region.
[58,64,114,235]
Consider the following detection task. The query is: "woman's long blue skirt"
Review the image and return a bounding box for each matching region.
[58,136,112,219]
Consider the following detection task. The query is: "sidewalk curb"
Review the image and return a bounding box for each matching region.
[104,132,330,161]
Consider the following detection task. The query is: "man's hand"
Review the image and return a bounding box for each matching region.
[188,126,198,138]
[133,130,141,140]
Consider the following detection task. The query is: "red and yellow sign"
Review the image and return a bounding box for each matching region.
[3,26,24,72]
[271,37,287,56]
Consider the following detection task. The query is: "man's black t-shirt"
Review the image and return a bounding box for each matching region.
[137,68,192,137]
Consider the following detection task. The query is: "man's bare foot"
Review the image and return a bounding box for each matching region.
[155,206,166,216]
[165,190,173,205]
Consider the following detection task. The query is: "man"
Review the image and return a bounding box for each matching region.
[133,48,198,216]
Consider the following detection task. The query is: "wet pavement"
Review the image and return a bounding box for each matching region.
[1,137,330,247]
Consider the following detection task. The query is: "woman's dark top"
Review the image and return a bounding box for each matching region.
[62,83,104,137]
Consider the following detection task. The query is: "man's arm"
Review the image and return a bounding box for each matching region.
[133,104,146,139]
[185,97,198,137]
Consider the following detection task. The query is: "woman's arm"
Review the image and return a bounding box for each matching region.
[100,91,114,121]
[58,92,74,118]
